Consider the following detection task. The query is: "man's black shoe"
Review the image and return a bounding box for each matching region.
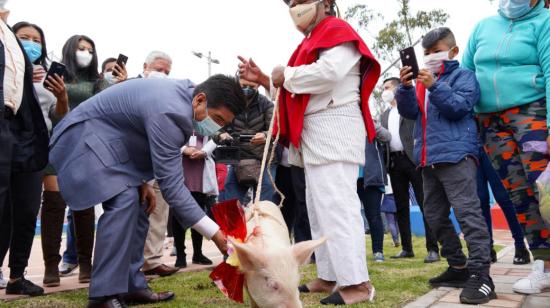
[390,251,415,259]
[6,278,44,296]
[175,259,187,269]
[424,251,441,263]
[490,248,497,264]
[459,273,497,305]
[513,247,531,265]
[429,266,469,288]
[192,254,213,265]
[87,296,127,308]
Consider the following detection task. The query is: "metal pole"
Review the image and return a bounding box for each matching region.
[208,51,212,77]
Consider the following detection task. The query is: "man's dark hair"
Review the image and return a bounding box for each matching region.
[194,74,246,115]
[13,22,48,68]
[61,34,100,83]
[383,77,400,88]
[422,27,456,50]
[101,57,116,73]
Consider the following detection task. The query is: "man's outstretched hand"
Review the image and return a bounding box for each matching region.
[212,230,229,256]
[238,56,270,90]
[139,183,156,214]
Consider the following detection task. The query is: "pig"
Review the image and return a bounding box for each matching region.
[231,201,326,308]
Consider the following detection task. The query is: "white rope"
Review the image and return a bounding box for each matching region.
[251,89,285,226]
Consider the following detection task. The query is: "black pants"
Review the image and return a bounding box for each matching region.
[389,153,438,253]
[0,170,43,279]
[172,192,214,263]
[0,116,14,230]
[275,165,312,243]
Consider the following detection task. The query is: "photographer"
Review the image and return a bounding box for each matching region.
[214,79,278,205]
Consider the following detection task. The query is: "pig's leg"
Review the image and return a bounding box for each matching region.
[245,286,260,308]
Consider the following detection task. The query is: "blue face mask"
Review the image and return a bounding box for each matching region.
[21,40,42,63]
[499,0,533,19]
[192,107,222,137]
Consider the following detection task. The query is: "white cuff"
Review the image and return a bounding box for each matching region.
[192,216,220,239]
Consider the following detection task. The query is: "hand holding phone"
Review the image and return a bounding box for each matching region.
[43,62,66,88]
[400,47,420,81]
[113,54,128,77]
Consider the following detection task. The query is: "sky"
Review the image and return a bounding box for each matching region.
[6,0,500,84]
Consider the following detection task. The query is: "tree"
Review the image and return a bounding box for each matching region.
[345,0,450,118]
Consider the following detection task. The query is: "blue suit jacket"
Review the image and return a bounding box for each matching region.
[49,78,206,228]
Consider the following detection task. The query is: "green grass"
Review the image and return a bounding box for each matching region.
[3,236,489,308]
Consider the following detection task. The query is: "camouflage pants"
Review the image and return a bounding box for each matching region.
[479,99,550,260]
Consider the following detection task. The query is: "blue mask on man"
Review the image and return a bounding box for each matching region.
[499,0,533,19]
[21,40,42,63]
[193,106,222,137]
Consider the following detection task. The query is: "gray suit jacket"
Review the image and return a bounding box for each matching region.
[49,78,206,228]
[381,108,415,163]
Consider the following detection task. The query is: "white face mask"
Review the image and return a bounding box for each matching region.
[381,90,395,104]
[423,50,451,74]
[103,72,116,84]
[289,0,323,33]
[76,50,93,68]
[146,71,168,79]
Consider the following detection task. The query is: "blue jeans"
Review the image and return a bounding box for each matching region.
[62,209,78,265]
[477,148,526,249]
[357,180,384,254]
[221,164,278,204]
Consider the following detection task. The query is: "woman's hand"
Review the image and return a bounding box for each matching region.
[32,66,46,83]
[44,74,67,100]
[250,132,267,145]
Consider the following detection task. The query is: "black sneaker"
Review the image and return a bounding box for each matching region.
[6,277,44,296]
[490,248,497,264]
[192,254,213,265]
[513,247,531,265]
[459,273,497,305]
[429,266,469,288]
[175,259,187,269]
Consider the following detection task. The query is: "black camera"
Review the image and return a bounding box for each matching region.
[212,134,256,164]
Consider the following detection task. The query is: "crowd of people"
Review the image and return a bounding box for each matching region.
[0,0,549,307]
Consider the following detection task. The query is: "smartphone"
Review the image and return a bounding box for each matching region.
[112,54,128,77]
[43,62,66,87]
[400,47,420,80]
[239,134,255,143]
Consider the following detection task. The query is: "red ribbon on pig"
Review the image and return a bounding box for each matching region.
[209,199,247,303]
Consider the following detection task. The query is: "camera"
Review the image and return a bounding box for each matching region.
[212,133,256,164]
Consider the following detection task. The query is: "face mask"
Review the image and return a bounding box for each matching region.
[193,107,222,137]
[242,86,257,100]
[146,71,168,79]
[76,50,93,68]
[381,90,395,104]
[103,72,116,84]
[21,40,41,63]
[499,0,533,19]
[423,50,452,74]
[289,0,323,33]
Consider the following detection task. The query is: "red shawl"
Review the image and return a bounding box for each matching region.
[275,16,381,147]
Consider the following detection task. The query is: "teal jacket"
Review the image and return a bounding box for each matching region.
[462,0,550,125]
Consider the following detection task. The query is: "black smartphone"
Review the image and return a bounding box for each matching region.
[239,134,255,143]
[112,54,128,77]
[43,62,66,87]
[400,47,420,80]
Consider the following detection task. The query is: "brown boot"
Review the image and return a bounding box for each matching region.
[73,208,95,284]
[40,191,66,287]
[43,264,60,287]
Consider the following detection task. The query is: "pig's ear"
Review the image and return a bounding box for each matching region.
[291,237,327,265]
[232,241,266,272]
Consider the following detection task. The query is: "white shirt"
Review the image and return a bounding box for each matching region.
[282,42,361,115]
[0,20,25,114]
[388,106,404,152]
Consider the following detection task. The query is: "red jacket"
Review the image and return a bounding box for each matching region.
[275,16,381,147]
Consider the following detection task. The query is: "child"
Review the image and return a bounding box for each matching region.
[381,179,400,248]
[396,27,494,305]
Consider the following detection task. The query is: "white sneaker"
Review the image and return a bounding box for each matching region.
[513,260,550,294]
[0,269,7,289]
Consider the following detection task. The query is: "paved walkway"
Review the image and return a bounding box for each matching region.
[405,230,550,308]
[0,236,222,301]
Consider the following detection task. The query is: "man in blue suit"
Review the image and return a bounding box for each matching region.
[49,75,245,308]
